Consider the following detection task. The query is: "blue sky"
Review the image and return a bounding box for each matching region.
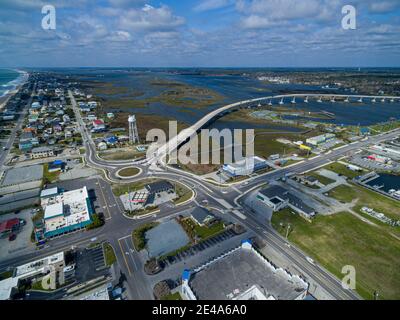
[0,0,399,67]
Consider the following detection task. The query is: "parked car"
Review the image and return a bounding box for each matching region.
[9,233,17,241]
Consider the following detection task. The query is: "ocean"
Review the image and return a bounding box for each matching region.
[0,69,22,98]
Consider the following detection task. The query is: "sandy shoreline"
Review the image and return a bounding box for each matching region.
[0,69,29,111]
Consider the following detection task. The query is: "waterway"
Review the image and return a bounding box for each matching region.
[366,173,400,193]
[40,68,400,128]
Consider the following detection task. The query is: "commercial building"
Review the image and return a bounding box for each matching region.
[257,185,316,219]
[222,156,268,177]
[40,186,93,238]
[190,207,215,227]
[371,144,400,158]
[181,240,308,300]
[367,154,392,164]
[145,180,174,194]
[306,133,335,146]
[31,146,54,159]
[0,252,66,300]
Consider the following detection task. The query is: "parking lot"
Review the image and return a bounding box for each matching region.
[159,228,238,267]
[59,159,98,181]
[1,164,43,186]
[74,246,109,283]
[146,219,190,258]
[0,209,35,262]
[350,155,400,172]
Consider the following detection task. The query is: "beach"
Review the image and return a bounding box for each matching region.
[0,69,29,111]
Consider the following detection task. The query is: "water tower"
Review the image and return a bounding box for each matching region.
[128,115,139,144]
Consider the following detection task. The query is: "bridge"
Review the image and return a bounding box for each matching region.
[147,93,400,164]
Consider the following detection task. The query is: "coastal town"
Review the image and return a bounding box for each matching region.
[0,0,400,308]
[0,68,399,302]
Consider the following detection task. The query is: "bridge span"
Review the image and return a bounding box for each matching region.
[147,93,400,164]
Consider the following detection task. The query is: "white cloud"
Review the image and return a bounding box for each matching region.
[194,0,233,12]
[118,4,185,32]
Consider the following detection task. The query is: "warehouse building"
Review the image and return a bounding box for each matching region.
[306,133,335,146]
[181,240,308,300]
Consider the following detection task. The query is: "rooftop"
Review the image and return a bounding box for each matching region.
[190,207,214,224]
[259,185,315,215]
[145,180,174,194]
[188,244,308,300]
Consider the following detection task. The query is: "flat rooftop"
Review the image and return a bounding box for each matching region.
[189,247,307,300]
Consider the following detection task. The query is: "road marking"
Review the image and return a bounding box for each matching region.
[118,239,132,276]
[118,234,132,241]
[97,177,112,220]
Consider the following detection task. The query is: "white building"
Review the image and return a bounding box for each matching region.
[222,156,268,176]
[0,252,66,300]
[306,133,335,146]
[97,142,108,151]
[181,240,308,300]
[40,187,93,238]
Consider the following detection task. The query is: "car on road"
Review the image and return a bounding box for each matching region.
[306,256,316,265]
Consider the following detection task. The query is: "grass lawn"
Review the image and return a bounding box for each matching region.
[99,150,145,161]
[328,185,357,203]
[103,242,117,266]
[194,221,225,240]
[43,163,59,184]
[132,222,159,251]
[173,183,194,205]
[309,173,335,186]
[323,162,366,179]
[181,217,225,240]
[271,209,400,300]
[161,292,182,300]
[328,183,400,221]
[118,167,140,177]
[112,178,159,196]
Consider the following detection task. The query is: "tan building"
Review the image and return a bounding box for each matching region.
[31,147,54,159]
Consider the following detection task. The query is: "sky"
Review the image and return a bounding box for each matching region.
[0,0,399,67]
